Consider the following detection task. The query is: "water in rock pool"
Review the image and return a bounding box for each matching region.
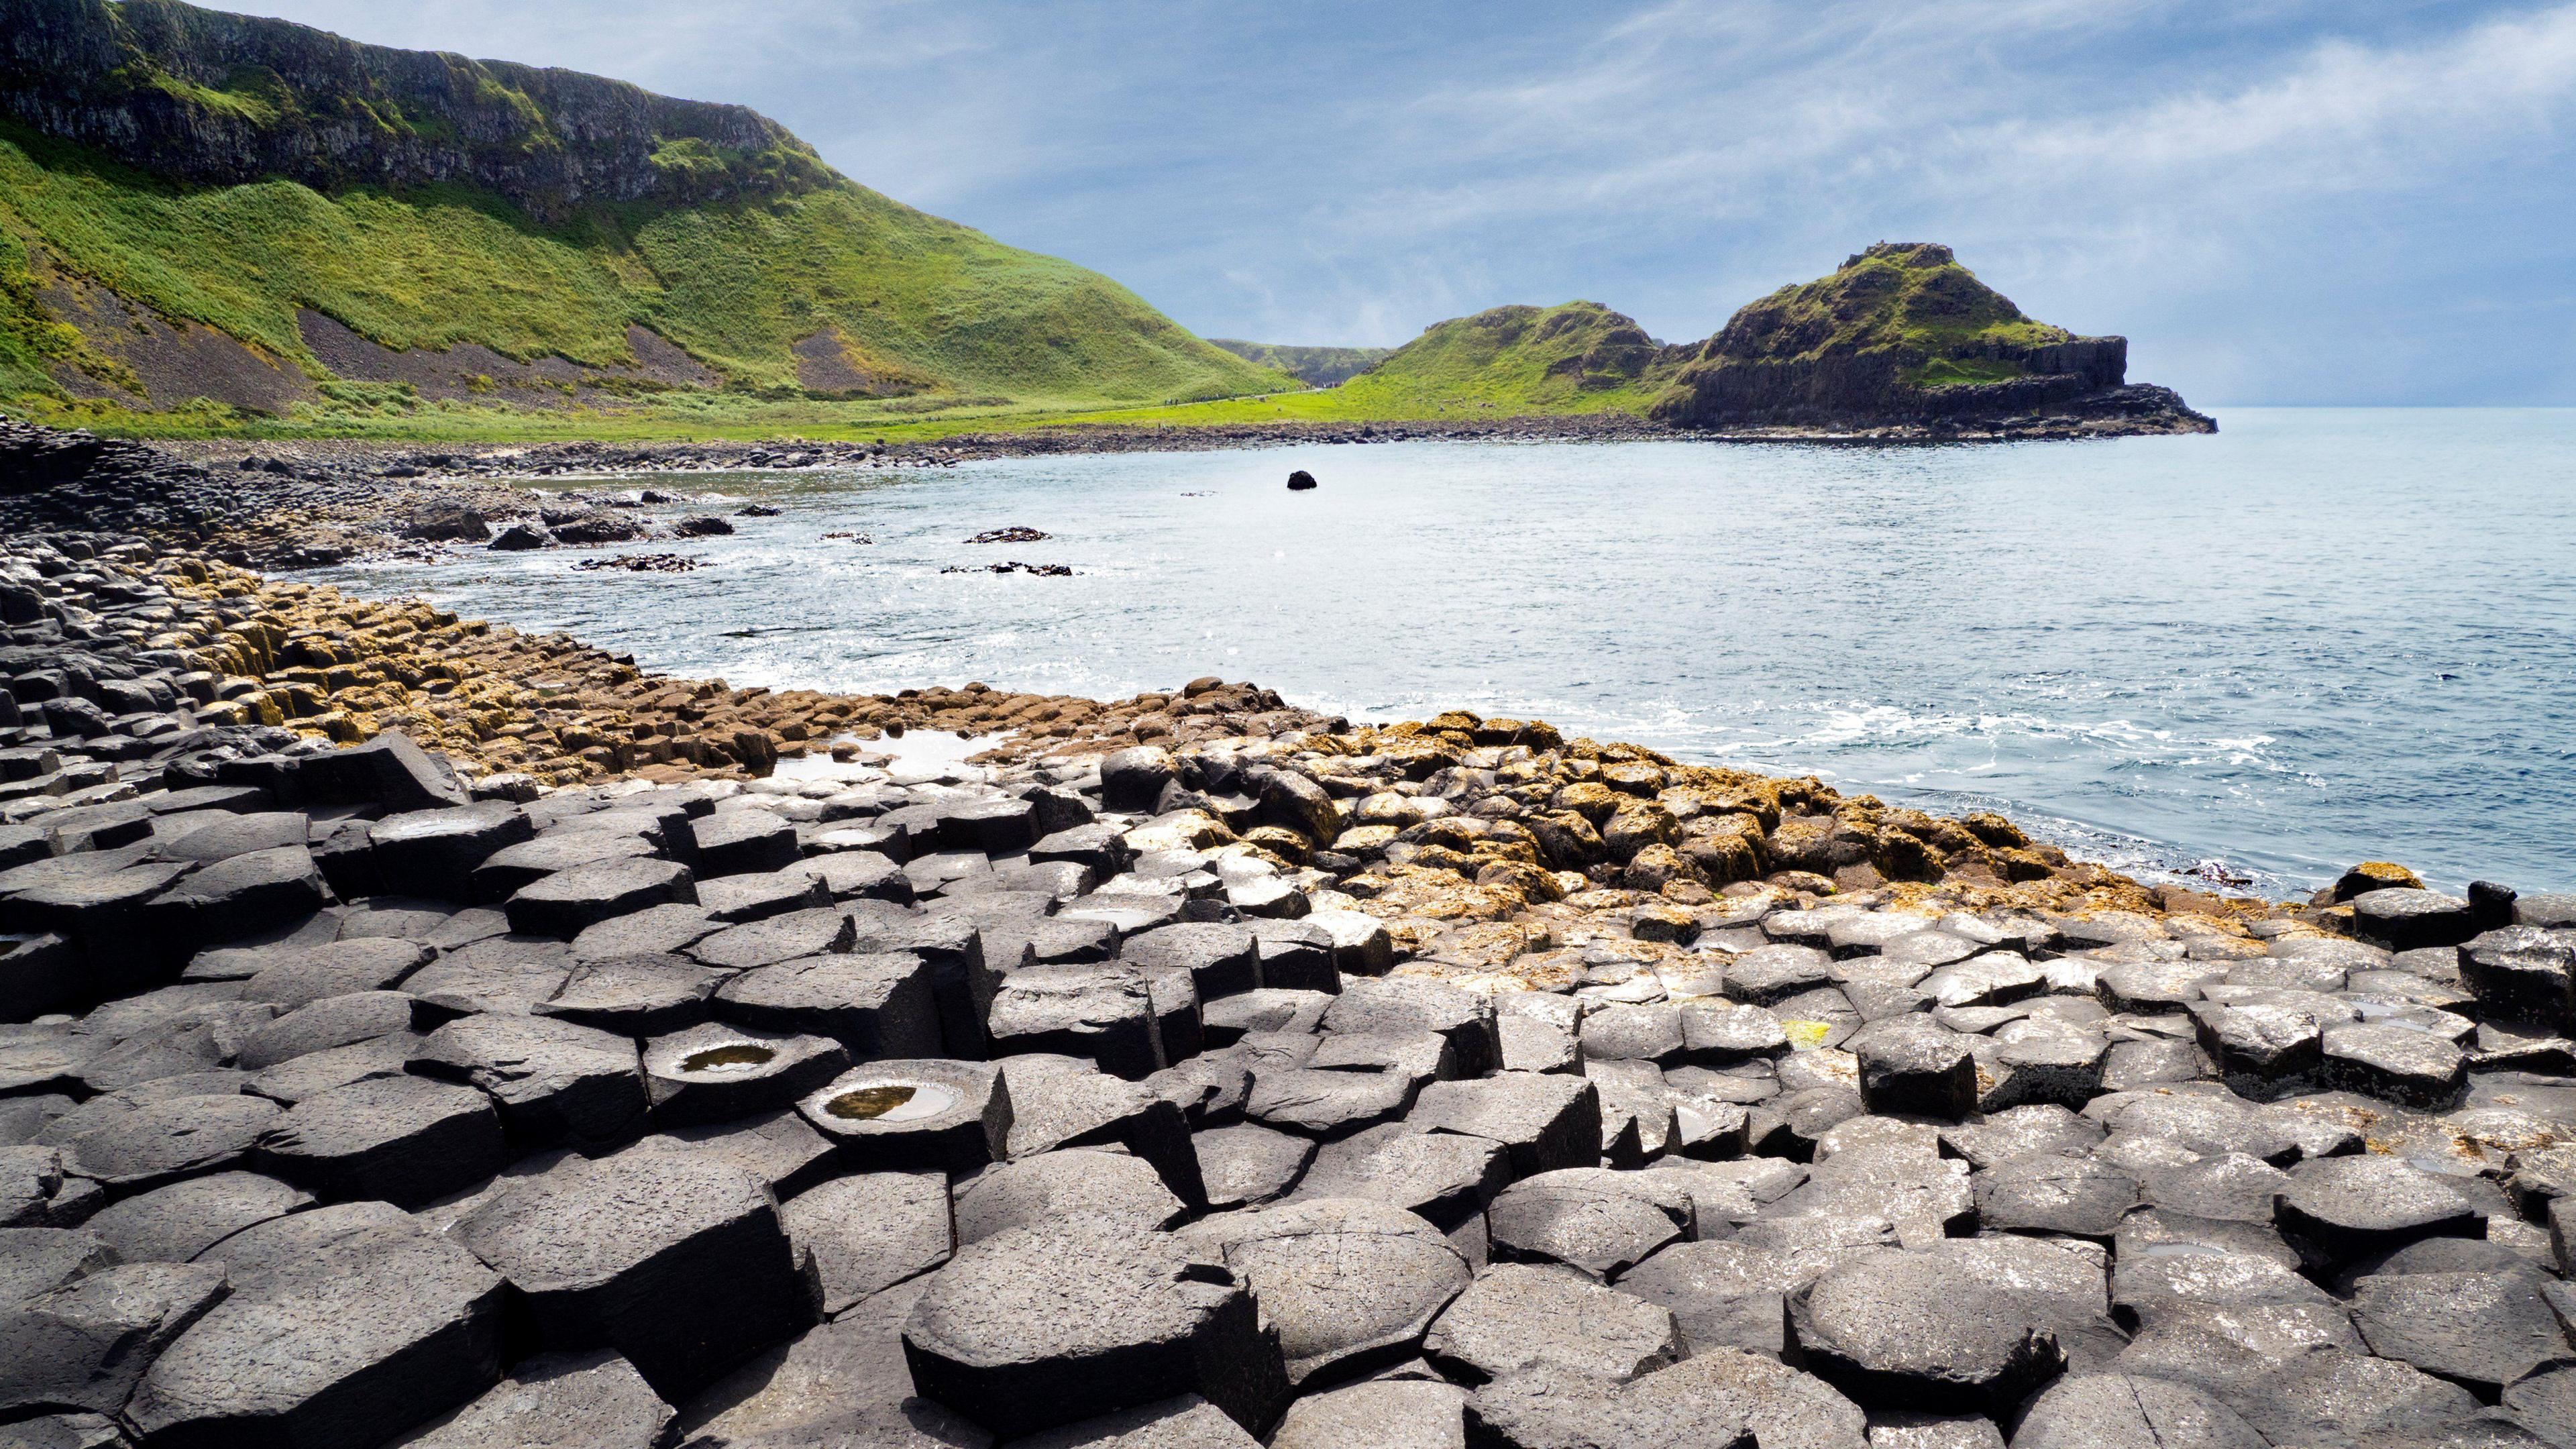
[301,408,2576,896]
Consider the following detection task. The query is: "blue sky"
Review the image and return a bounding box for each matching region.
[231,1,2576,405]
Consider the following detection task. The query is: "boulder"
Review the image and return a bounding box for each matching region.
[1179,1197,1471,1385]
[1487,1169,1693,1279]
[384,1349,674,1449]
[1463,1357,1763,1449]
[126,1219,505,1449]
[368,804,535,904]
[2273,1154,2481,1270]
[1001,1056,1205,1210]
[506,859,698,939]
[986,966,1163,1081]
[2350,1267,2570,1395]
[55,1093,281,1193]
[2010,1373,2263,1449]
[716,953,941,1061]
[452,1152,812,1400]
[957,1149,1184,1244]
[2351,889,2477,951]
[1324,981,1499,1078]
[409,1014,647,1148]
[1409,1074,1600,1178]
[536,954,725,1037]
[1289,1123,1507,1230]
[898,1216,1287,1439]
[688,811,804,878]
[0,1260,231,1417]
[235,990,415,1070]
[641,1024,849,1128]
[1273,1379,1467,1449]
[79,1169,309,1265]
[780,1171,955,1316]
[1195,1122,1316,1210]
[1849,1018,1977,1119]
[1424,1263,1683,1385]
[1788,1248,2065,1413]
[668,1273,985,1448]
[254,1075,506,1208]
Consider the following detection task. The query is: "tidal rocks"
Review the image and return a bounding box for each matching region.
[451,1152,811,1399]
[899,1215,1288,1439]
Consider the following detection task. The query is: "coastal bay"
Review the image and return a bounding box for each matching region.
[284,409,2576,896]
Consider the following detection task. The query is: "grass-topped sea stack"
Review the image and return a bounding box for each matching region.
[1650,243,2213,435]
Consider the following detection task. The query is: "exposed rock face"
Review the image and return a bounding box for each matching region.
[0,0,825,223]
[1650,244,2214,437]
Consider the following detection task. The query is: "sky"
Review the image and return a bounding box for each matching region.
[226,1,2576,405]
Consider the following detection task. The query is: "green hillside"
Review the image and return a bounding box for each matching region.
[0,0,1287,434]
[1205,339,1391,388]
[1339,301,1688,413]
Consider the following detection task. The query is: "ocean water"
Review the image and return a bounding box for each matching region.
[304,409,2576,896]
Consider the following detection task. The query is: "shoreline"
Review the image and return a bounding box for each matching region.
[0,521,2441,936]
[2,404,2213,575]
[132,400,2205,477]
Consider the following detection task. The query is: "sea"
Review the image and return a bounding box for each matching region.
[298,409,2576,897]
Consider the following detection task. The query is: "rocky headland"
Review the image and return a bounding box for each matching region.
[1650,244,2216,439]
[3,419,2574,1449]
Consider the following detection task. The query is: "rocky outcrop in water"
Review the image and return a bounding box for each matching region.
[1652,244,2216,437]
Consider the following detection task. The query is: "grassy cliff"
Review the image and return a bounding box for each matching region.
[0,0,1288,435]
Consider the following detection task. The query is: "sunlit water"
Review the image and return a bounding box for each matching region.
[301,409,2576,896]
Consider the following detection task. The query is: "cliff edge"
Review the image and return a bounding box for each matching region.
[1650,244,2213,436]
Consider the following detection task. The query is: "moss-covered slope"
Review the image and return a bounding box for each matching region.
[0,0,1287,425]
